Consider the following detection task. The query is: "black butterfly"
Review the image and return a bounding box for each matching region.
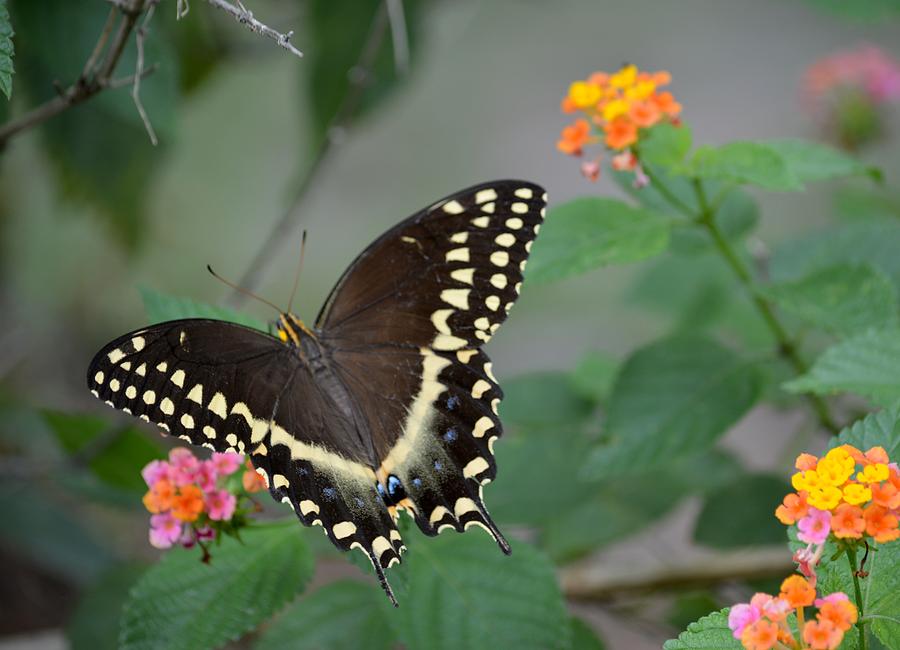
[87,180,546,605]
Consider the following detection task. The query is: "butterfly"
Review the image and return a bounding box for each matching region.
[87,180,546,605]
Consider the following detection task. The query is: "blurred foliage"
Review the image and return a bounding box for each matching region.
[0,0,13,99]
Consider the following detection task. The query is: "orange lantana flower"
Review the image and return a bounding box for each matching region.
[652,90,682,117]
[870,480,900,509]
[803,619,843,650]
[604,118,638,150]
[171,485,205,522]
[831,503,865,539]
[557,119,592,155]
[775,491,809,525]
[741,619,779,650]
[780,575,816,608]
[142,479,174,514]
[628,100,662,128]
[243,459,268,493]
[818,599,858,632]
[864,504,900,543]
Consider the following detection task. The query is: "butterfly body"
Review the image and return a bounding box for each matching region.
[87,180,547,605]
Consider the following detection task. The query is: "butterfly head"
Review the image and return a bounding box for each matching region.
[274,313,315,346]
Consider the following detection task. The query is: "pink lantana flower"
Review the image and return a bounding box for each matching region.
[206,489,237,521]
[815,592,851,608]
[210,452,243,476]
[194,462,219,492]
[142,460,171,487]
[169,448,200,486]
[149,512,184,549]
[728,602,761,639]
[797,508,831,545]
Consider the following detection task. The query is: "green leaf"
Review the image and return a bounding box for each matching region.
[569,616,605,650]
[0,483,117,583]
[669,189,759,255]
[771,221,900,292]
[10,0,178,247]
[306,0,426,143]
[526,198,670,283]
[668,592,724,633]
[68,564,147,650]
[120,522,313,650]
[693,474,790,548]
[831,408,900,461]
[569,351,619,405]
[639,123,692,167]
[499,371,595,427]
[140,286,267,331]
[688,142,800,191]
[833,187,900,223]
[0,0,13,99]
[814,540,900,649]
[763,264,899,337]
[761,139,880,184]
[663,609,742,649]
[785,328,900,405]
[255,580,395,650]
[44,411,164,493]
[394,534,570,650]
[583,337,761,479]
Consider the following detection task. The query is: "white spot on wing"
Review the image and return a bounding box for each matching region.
[431,309,454,335]
[333,521,357,539]
[475,188,498,203]
[143,390,156,405]
[472,379,491,399]
[446,248,470,263]
[471,216,490,228]
[450,268,475,285]
[186,384,203,405]
[505,217,524,230]
[495,233,516,247]
[511,202,529,214]
[440,288,470,310]
[490,251,509,267]
[208,392,228,419]
[485,295,501,311]
[107,349,125,364]
[125,386,137,399]
[514,187,534,199]
[170,369,186,388]
[94,371,104,385]
[442,200,465,214]
[490,273,507,289]
[180,414,195,429]
[300,500,320,516]
[160,398,174,416]
[450,232,468,244]
[464,457,490,478]
[473,416,494,438]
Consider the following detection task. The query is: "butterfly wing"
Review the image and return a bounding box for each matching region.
[316,180,546,546]
[87,320,405,604]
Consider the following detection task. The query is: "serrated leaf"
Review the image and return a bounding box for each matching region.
[394,534,569,650]
[306,0,425,144]
[569,616,605,650]
[663,609,742,649]
[44,411,163,493]
[785,328,900,405]
[255,580,395,650]
[831,407,900,459]
[639,123,692,167]
[0,0,13,99]
[583,337,761,479]
[761,139,880,184]
[68,564,147,650]
[526,198,670,283]
[771,222,900,291]
[140,286,267,331]
[499,371,594,427]
[120,522,313,650]
[763,264,899,337]
[813,540,900,649]
[687,142,800,191]
[10,0,178,247]
[693,474,790,548]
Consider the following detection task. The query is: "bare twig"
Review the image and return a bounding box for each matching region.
[0,2,155,148]
[385,0,410,75]
[229,3,391,305]
[107,62,159,89]
[203,0,303,59]
[560,547,794,600]
[132,1,159,145]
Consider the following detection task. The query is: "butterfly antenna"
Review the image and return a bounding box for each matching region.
[206,265,283,314]
[287,230,308,315]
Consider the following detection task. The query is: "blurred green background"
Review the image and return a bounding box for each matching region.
[1,0,899,648]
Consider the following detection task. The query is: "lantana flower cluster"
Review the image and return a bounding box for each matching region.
[777,445,899,570]
[729,576,857,650]
[142,448,267,553]
[556,64,682,183]
[804,44,900,150]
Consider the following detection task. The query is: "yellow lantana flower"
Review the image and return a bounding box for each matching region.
[857,463,890,484]
[807,485,843,510]
[842,483,873,506]
[568,81,602,109]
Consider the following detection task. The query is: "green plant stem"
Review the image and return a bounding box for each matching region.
[639,164,839,435]
[847,545,868,650]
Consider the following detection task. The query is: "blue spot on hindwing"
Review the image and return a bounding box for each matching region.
[443,427,458,442]
[446,395,460,411]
